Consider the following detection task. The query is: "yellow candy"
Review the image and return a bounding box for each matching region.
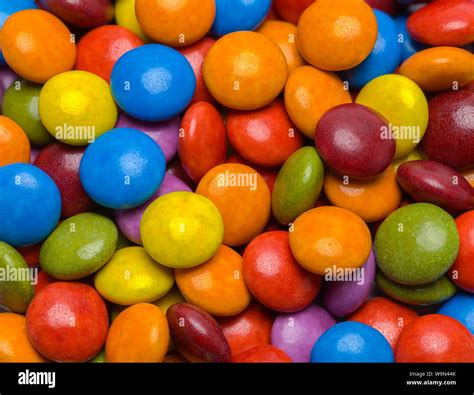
[141,191,224,268]
[153,287,186,314]
[94,246,174,305]
[115,0,149,42]
[39,71,118,146]
[391,148,425,171]
[356,74,428,158]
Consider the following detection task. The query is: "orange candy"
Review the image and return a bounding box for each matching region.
[284,66,352,137]
[203,31,288,110]
[258,20,306,74]
[176,245,251,317]
[461,167,474,187]
[324,167,402,222]
[0,116,30,167]
[297,0,377,71]
[197,164,271,246]
[289,206,372,275]
[105,303,169,362]
[0,10,76,84]
[135,0,215,47]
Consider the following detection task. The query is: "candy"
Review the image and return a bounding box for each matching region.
[271,305,336,362]
[311,322,394,363]
[105,303,169,362]
[397,160,473,213]
[179,102,227,182]
[26,282,108,362]
[273,0,314,24]
[243,231,321,313]
[395,315,474,362]
[141,192,224,268]
[0,115,30,166]
[0,241,34,314]
[167,303,231,362]
[40,213,118,280]
[0,164,61,246]
[203,31,287,111]
[272,147,324,225]
[0,10,76,84]
[233,345,292,363]
[420,90,474,169]
[80,128,166,209]
[284,66,352,138]
[394,14,429,62]
[111,44,196,121]
[297,0,377,71]
[438,294,474,334]
[289,206,372,275]
[365,0,397,15]
[449,211,474,292]
[39,71,118,145]
[114,0,148,42]
[153,287,186,314]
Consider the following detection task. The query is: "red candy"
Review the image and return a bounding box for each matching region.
[17,244,41,267]
[449,211,474,292]
[227,100,304,168]
[232,345,292,363]
[273,0,315,24]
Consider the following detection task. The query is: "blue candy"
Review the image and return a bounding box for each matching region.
[394,14,429,62]
[0,163,61,246]
[341,10,401,90]
[311,322,394,363]
[80,128,166,209]
[212,0,271,37]
[438,294,474,335]
[110,44,196,122]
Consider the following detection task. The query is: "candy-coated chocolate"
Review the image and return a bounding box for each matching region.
[365,0,397,15]
[273,0,314,24]
[0,115,30,166]
[438,294,474,334]
[449,211,474,292]
[394,14,429,62]
[232,345,292,363]
[115,0,148,42]
[153,287,186,314]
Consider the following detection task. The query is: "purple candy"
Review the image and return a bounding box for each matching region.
[322,250,376,317]
[114,174,191,244]
[115,112,180,162]
[271,305,336,362]
[30,147,41,163]
[0,66,18,112]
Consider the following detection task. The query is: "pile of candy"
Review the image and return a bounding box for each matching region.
[0,0,473,363]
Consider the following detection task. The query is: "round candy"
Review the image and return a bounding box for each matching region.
[311,322,394,363]
[203,31,287,111]
[40,213,118,280]
[289,206,372,275]
[438,294,474,334]
[324,167,402,223]
[211,0,271,37]
[421,90,474,169]
[449,211,474,292]
[196,164,271,246]
[0,115,30,166]
[106,303,169,362]
[153,286,186,314]
[115,0,148,42]
[365,0,397,15]
[233,345,291,363]
[34,142,94,218]
[394,14,429,62]
[273,0,314,25]
[315,103,395,178]
[115,174,191,245]
[26,282,108,362]
[0,164,61,246]
[227,100,304,168]
[95,247,174,305]
[284,66,352,138]
[141,192,224,268]
[2,79,53,146]
[395,314,474,362]
[79,128,166,209]
[0,9,76,83]
[356,74,429,158]
[375,203,460,285]
[111,44,195,121]
[136,0,215,47]
[297,0,377,71]
[350,297,418,349]
[271,305,336,362]
[243,231,321,313]
[39,70,118,145]
[76,25,143,82]
[176,245,251,317]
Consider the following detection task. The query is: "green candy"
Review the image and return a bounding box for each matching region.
[2,79,53,146]
[0,241,35,313]
[376,272,457,306]
[272,147,324,225]
[40,213,118,280]
[375,203,459,285]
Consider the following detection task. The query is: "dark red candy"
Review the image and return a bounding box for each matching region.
[232,345,292,363]
[407,0,474,46]
[397,160,474,213]
[365,0,398,15]
[315,103,395,178]
[167,303,231,363]
[34,142,95,218]
[421,90,474,170]
[273,0,315,24]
